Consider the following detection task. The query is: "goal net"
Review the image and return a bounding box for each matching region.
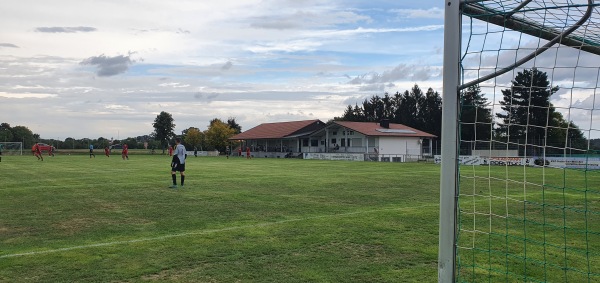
[0,142,23,155]
[440,0,600,282]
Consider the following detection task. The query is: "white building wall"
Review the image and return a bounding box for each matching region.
[378,137,421,155]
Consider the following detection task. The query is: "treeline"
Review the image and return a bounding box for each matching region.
[335,85,443,138]
[337,68,592,154]
[0,122,158,150]
[151,111,242,153]
[1,115,243,153]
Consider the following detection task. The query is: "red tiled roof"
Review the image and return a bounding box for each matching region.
[332,121,436,138]
[230,119,324,140]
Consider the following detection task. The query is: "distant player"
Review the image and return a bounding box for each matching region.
[168,145,173,157]
[0,143,3,162]
[33,144,43,161]
[246,146,251,159]
[49,146,55,157]
[122,143,129,160]
[89,144,95,158]
[225,145,230,159]
[104,146,110,157]
[169,137,186,188]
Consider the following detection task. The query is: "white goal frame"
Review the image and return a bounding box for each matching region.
[0,142,24,155]
[440,0,600,282]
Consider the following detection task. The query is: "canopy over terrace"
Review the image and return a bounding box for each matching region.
[229,119,326,156]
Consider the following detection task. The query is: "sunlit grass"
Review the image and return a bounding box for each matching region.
[0,155,440,282]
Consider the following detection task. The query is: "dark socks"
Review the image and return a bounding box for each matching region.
[172,174,176,185]
[181,175,185,186]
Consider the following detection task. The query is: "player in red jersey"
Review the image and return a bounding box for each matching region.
[104,146,110,157]
[122,143,129,160]
[32,144,43,161]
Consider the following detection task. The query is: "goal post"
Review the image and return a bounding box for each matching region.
[0,142,23,155]
[440,0,600,282]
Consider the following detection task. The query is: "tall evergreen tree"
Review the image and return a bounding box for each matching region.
[460,85,493,142]
[496,68,586,153]
[337,84,443,137]
[397,89,418,128]
[496,68,558,142]
[422,88,443,138]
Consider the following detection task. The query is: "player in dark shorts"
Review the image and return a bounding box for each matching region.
[169,138,186,188]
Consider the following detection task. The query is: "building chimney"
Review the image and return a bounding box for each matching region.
[380,119,390,128]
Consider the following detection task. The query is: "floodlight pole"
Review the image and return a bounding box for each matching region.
[438,0,460,282]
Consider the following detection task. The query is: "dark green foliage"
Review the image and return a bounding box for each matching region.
[227,117,242,134]
[496,68,587,153]
[336,84,443,137]
[460,85,493,142]
[152,111,176,151]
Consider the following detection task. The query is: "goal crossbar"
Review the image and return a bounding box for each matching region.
[461,0,600,89]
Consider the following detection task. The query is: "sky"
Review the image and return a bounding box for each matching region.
[0,0,446,140]
[1,0,598,140]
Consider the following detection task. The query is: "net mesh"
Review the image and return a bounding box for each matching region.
[457,0,600,282]
[0,142,23,155]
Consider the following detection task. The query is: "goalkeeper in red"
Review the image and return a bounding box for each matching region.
[169,137,187,188]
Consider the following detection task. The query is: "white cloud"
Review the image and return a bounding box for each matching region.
[392,7,444,19]
[0,92,57,98]
[0,0,449,139]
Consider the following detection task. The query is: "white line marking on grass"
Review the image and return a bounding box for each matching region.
[0,205,436,259]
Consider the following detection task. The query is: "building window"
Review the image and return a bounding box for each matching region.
[310,139,318,147]
[332,131,337,135]
[331,138,337,144]
[302,139,308,147]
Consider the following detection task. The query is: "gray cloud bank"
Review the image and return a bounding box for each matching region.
[35,26,97,33]
[0,43,19,48]
[80,54,135,77]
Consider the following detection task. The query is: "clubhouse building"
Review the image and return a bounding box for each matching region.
[229,119,436,162]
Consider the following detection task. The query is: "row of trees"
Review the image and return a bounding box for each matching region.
[1,113,243,153]
[337,68,589,154]
[336,85,443,138]
[0,123,39,147]
[151,111,242,154]
[0,122,156,150]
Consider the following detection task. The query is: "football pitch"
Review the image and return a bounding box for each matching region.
[0,155,441,282]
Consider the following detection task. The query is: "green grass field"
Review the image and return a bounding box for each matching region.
[1,154,598,282]
[457,165,600,282]
[0,155,441,282]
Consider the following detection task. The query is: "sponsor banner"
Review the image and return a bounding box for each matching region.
[435,155,485,165]
[435,155,600,169]
[303,153,363,161]
[542,157,600,169]
[482,157,534,166]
